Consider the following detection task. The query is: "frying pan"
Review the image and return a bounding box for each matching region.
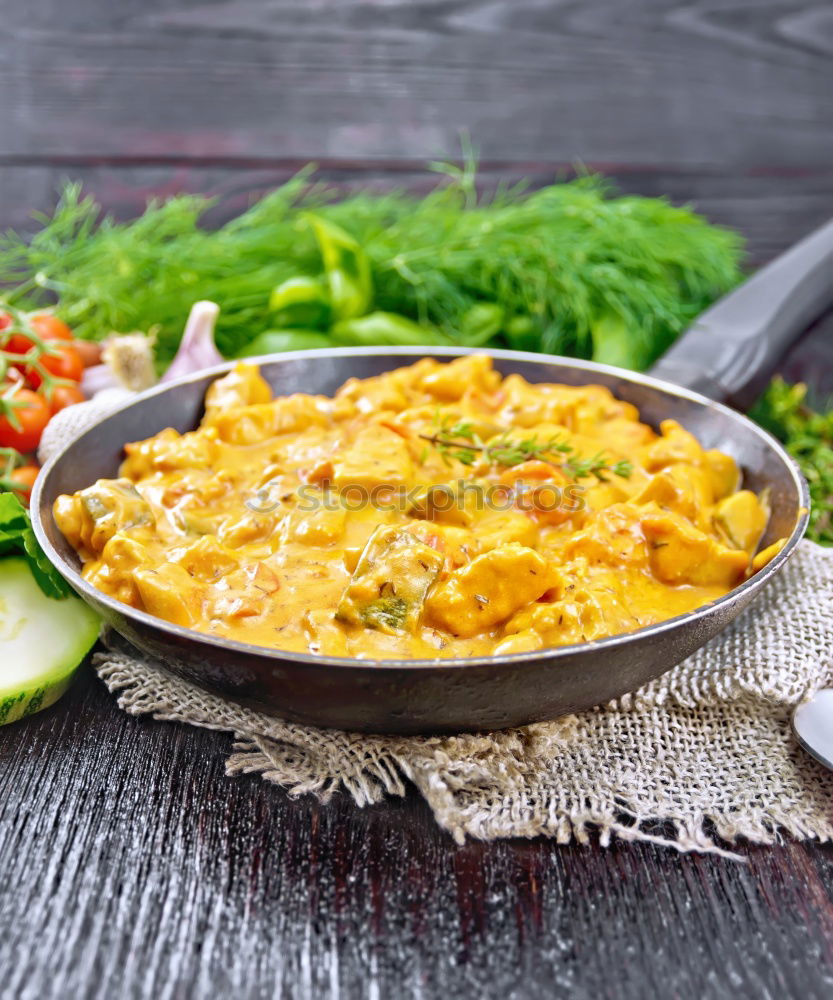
[31,219,833,733]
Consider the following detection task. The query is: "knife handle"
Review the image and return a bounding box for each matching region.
[650,216,833,405]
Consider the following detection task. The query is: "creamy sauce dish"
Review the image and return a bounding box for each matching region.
[54,356,785,660]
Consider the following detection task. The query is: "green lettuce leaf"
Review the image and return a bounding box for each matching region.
[0,492,70,598]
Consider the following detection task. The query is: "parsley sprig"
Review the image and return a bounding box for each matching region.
[419,417,633,481]
[0,492,70,598]
[751,377,833,545]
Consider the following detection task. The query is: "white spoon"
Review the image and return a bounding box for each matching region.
[793,689,833,771]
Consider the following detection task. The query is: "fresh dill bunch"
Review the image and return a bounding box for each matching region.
[751,378,833,545]
[420,417,633,481]
[363,176,743,367]
[0,167,743,369]
[0,179,324,363]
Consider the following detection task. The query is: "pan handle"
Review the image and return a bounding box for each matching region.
[649,216,833,406]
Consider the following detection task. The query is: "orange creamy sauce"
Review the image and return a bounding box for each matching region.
[54,355,780,660]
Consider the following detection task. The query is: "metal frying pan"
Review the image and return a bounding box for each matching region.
[31,219,833,734]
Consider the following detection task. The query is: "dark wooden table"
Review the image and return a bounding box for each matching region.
[2,2,833,997]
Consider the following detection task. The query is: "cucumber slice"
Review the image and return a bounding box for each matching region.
[0,557,100,726]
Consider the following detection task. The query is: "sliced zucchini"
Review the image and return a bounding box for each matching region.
[0,558,100,726]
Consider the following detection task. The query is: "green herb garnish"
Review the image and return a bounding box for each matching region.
[419,417,633,481]
[0,167,743,369]
[751,378,833,545]
[0,492,70,598]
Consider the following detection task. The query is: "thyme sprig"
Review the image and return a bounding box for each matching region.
[419,417,633,481]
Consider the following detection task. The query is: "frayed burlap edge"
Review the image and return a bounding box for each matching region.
[93,541,833,857]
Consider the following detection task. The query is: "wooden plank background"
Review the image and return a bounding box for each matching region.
[3,0,833,167]
[1,1,833,997]
[3,668,833,999]
[2,1,832,395]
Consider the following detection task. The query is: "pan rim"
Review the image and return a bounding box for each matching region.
[31,345,811,672]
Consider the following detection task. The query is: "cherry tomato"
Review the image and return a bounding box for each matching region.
[3,332,34,357]
[26,343,84,388]
[0,388,51,453]
[7,464,39,504]
[1,312,74,358]
[70,339,102,368]
[49,383,86,414]
[29,314,73,343]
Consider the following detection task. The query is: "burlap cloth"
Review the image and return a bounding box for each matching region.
[43,398,833,856]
